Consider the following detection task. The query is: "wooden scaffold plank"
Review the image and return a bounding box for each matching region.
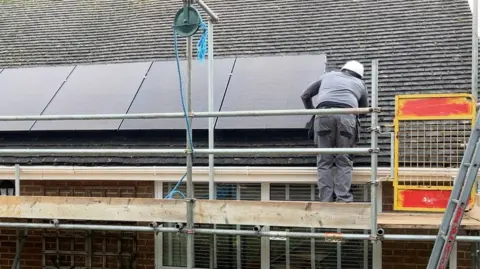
[378,212,480,230]
[0,196,371,230]
[195,200,371,229]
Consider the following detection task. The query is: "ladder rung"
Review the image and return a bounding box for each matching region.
[452,199,460,204]
[463,163,471,167]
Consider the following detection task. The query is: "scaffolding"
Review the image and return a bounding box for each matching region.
[0,1,479,269]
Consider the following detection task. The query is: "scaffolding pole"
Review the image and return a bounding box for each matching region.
[13,164,26,269]
[196,0,219,22]
[0,148,373,156]
[208,18,215,202]
[1,222,480,242]
[186,35,195,269]
[0,108,372,121]
[370,60,379,236]
[473,0,478,101]
[370,60,381,268]
[207,18,216,269]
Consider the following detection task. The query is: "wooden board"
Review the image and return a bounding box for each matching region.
[0,196,371,229]
[378,212,480,230]
[196,200,371,229]
[0,196,187,223]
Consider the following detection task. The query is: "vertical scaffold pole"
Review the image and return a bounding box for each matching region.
[473,0,480,195]
[207,18,217,269]
[13,164,27,269]
[14,164,20,269]
[370,60,381,268]
[473,0,478,101]
[208,18,215,200]
[186,35,195,269]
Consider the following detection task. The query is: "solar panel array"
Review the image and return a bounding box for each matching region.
[120,58,235,130]
[0,54,326,131]
[0,66,74,131]
[32,62,151,131]
[216,55,326,129]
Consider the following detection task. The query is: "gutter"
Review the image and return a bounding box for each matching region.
[0,165,461,184]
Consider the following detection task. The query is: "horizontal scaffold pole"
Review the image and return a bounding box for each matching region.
[0,221,479,242]
[196,0,219,22]
[0,108,375,121]
[0,148,375,156]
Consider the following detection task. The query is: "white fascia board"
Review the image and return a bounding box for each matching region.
[0,165,460,184]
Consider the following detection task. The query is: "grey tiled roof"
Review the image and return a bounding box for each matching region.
[0,0,476,167]
[0,0,473,69]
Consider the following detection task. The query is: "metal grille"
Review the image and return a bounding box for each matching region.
[42,230,136,269]
[271,227,370,269]
[162,183,211,268]
[0,179,14,196]
[162,182,262,269]
[269,183,371,269]
[397,119,471,187]
[215,183,262,269]
[41,184,138,269]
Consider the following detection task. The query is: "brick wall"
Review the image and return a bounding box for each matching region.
[0,180,155,269]
[381,182,472,269]
[382,229,471,269]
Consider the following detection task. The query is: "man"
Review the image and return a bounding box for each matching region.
[301,60,368,203]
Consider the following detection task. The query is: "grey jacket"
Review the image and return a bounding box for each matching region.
[300,71,368,110]
[301,71,369,141]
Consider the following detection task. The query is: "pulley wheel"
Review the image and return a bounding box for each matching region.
[173,6,201,37]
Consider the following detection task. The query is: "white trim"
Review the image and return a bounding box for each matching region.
[0,165,462,183]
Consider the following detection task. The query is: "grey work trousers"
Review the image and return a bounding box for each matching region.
[314,113,357,202]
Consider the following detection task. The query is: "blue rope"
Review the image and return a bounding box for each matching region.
[196,20,208,62]
[165,22,207,199]
[166,189,186,199]
[164,172,187,199]
[173,27,194,150]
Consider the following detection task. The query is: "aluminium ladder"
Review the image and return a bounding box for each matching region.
[426,112,480,269]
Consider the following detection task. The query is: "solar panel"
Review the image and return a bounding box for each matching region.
[216,54,327,129]
[0,66,74,131]
[32,61,152,131]
[120,58,235,130]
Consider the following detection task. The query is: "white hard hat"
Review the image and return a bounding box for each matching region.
[341,60,364,78]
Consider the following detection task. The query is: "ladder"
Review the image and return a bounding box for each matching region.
[427,113,480,269]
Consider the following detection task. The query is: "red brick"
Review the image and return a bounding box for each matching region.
[382,229,471,268]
